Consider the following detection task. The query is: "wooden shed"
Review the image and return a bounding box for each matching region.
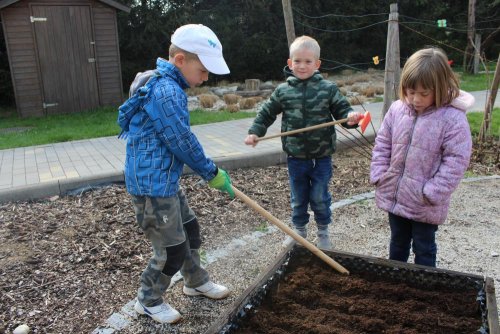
[0,0,130,117]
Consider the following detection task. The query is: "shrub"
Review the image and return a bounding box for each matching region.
[239,97,257,109]
[374,86,385,94]
[223,93,241,105]
[353,74,371,83]
[349,95,367,105]
[341,69,354,76]
[226,104,240,113]
[199,94,218,108]
[186,86,210,96]
[362,87,375,97]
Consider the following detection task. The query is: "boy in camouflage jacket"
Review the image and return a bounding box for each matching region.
[245,36,363,249]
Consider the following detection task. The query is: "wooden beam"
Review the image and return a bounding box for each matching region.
[281,0,295,48]
[382,3,400,117]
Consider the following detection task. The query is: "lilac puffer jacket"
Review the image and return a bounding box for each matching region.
[370,92,473,225]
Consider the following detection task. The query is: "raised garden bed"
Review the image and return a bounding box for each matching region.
[207,245,499,334]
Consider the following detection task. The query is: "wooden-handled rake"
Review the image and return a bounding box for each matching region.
[255,111,372,142]
[232,185,350,275]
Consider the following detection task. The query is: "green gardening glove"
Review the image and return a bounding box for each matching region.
[208,168,235,199]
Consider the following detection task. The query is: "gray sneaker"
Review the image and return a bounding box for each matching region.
[283,227,307,246]
[293,227,307,238]
[317,229,333,249]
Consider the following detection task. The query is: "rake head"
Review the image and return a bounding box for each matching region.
[358,111,372,134]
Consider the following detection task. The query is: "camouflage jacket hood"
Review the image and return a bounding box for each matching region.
[248,67,354,159]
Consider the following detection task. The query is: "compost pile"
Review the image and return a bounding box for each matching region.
[236,258,482,334]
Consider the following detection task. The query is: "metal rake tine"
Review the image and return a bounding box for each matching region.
[336,129,372,160]
[337,138,372,161]
[336,126,373,155]
[337,129,373,158]
[354,128,374,148]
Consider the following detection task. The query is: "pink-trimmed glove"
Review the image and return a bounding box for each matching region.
[208,168,235,199]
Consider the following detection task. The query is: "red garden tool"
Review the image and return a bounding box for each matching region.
[255,111,372,142]
[231,185,350,275]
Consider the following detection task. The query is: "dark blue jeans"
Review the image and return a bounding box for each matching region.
[388,213,438,267]
[287,156,332,229]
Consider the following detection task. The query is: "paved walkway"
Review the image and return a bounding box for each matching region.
[0,90,496,203]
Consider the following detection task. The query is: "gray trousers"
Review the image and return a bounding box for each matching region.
[131,188,209,307]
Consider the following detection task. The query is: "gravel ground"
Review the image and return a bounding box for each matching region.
[120,175,500,334]
[1,149,499,334]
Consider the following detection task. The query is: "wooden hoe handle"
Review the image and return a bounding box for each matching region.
[232,185,350,275]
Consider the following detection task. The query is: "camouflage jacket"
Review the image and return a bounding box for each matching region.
[248,68,355,159]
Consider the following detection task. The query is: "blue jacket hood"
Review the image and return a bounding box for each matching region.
[117,58,188,137]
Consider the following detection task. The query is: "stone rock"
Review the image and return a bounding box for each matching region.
[13,324,30,334]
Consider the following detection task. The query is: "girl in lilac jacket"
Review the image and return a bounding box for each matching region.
[370,47,473,267]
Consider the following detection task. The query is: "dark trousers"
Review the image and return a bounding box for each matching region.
[388,212,438,267]
[287,156,332,229]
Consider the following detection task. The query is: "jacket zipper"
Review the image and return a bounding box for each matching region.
[302,81,309,159]
[391,113,418,212]
[162,155,175,197]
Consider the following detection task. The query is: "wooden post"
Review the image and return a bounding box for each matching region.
[382,3,400,117]
[281,0,296,48]
[479,53,500,142]
[244,79,261,91]
[463,0,476,73]
[473,33,481,74]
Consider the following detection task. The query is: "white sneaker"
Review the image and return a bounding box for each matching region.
[134,300,181,324]
[183,281,230,299]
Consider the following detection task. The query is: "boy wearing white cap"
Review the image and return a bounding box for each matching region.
[117,24,233,324]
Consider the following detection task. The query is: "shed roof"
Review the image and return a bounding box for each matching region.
[0,0,131,12]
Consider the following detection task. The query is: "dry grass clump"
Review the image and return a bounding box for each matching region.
[353,74,371,83]
[348,95,368,105]
[350,85,363,93]
[226,104,240,113]
[361,87,376,97]
[341,69,354,76]
[336,80,345,87]
[339,87,348,96]
[223,94,241,105]
[216,80,232,87]
[345,77,356,86]
[360,86,384,97]
[186,86,210,96]
[198,94,218,108]
[239,97,264,110]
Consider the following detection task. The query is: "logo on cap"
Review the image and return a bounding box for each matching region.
[208,39,217,48]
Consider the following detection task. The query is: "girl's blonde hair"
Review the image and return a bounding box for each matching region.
[399,47,459,108]
[289,36,320,59]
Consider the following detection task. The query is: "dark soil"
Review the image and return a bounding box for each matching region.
[236,258,482,334]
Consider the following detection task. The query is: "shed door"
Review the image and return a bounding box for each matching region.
[31,5,99,115]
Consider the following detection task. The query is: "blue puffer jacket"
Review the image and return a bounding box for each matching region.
[117,58,217,197]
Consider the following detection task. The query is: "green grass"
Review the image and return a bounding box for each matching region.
[457,71,493,92]
[466,107,500,138]
[0,106,256,150]
[255,221,269,233]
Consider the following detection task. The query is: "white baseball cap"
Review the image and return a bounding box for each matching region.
[171,24,230,75]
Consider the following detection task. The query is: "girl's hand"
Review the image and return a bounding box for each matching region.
[244,134,259,147]
[347,112,364,125]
